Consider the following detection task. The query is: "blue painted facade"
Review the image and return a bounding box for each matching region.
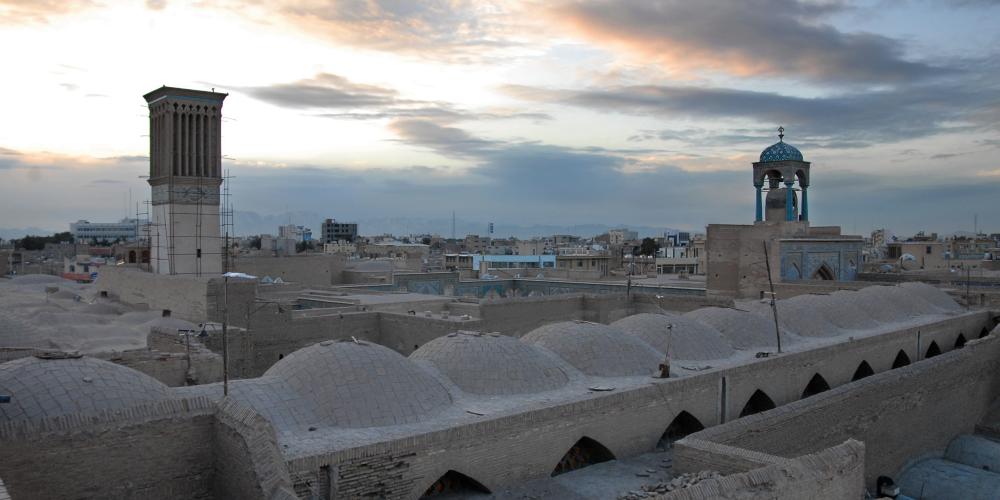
[470,254,556,269]
[780,239,864,282]
[372,272,706,299]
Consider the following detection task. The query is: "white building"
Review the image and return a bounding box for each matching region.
[278,224,311,242]
[70,219,146,243]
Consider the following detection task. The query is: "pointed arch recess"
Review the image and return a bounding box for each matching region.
[551,437,616,476]
[926,341,941,358]
[892,350,911,369]
[739,389,776,418]
[852,361,875,381]
[658,411,705,449]
[801,373,831,399]
[420,470,491,498]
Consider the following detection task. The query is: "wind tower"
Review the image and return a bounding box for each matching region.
[144,86,228,275]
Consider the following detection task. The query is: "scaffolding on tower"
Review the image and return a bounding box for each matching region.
[221,169,235,273]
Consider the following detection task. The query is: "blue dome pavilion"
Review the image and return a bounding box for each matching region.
[759,140,803,162]
[752,126,811,223]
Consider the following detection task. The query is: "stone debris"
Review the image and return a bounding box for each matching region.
[617,470,722,499]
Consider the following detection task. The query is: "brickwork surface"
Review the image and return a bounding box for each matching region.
[679,331,1000,490]
[0,398,216,499]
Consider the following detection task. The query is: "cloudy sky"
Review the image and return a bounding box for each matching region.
[1,0,998,237]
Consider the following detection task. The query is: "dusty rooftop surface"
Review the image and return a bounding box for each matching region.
[301,290,452,306]
[0,274,193,353]
[461,449,678,499]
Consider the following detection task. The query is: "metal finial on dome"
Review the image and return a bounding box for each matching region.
[778,126,785,142]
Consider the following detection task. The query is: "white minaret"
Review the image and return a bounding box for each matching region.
[144,86,227,275]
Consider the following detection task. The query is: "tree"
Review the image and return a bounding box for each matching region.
[14,232,74,250]
[248,236,262,250]
[421,237,432,245]
[296,240,316,253]
[639,237,660,256]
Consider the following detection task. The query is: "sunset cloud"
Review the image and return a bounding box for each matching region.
[1,0,998,235]
[0,0,97,24]
[501,68,998,147]
[549,0,942,84]
[231,0,535,63]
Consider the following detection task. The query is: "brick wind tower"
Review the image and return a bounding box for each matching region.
[144,86,228,275]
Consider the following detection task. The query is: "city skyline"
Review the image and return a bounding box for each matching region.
[1,0,999,236]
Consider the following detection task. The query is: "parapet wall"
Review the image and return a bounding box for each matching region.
[478,293,591,336]
[675,329,1000,490]
[378,313,478,354]
[0,397,217,499]
[97,266,257,324]
[97,266,212,322]
[233,254,347,287]
[661,440,864,500]
[213,399,296,500]
[211,309,382,377]
[298,373,722,499]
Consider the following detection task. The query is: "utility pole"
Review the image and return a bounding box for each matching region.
[222,275,229,396]
[654,294,673,378]
[762,241,783,353]
[966,266,971,310]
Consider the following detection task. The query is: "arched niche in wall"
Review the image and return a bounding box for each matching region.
[811,263,835,281]
[925,341,941,358]
[657,411,705,449]
[955,334,967,349]
[420,470,491,498]
[739,389,776,418]
[891,350,911,369]
[801,373,831,399]
[852,360,875,381]
[551,437,616,476]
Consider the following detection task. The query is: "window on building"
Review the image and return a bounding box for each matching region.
[926,246,932,254]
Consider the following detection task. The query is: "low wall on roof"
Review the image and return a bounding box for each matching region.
[206,308,383,377]
[0,398,218,499]
[661,440,864,500]
[478,293,593,336]
[96,266,257,324]
[233,254,347,287]
[675,327,1000,491]
[206,306,486,377]
[0,396,298,500]
[378,312,480,355]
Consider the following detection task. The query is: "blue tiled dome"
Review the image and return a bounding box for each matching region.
[760,141,804,162]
